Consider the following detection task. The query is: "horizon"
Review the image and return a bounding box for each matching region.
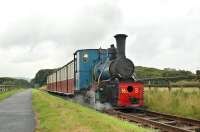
[1,65,197,81]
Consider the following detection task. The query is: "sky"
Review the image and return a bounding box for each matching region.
[0,0,200,79]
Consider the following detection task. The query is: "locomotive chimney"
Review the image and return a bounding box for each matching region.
[114,34,128,59]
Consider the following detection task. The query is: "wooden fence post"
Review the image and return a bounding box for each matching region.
[196,70,200,91]
[198,79,200,91]
[148,80,151,90]
[167,80,171,92]
[198,76,200,91]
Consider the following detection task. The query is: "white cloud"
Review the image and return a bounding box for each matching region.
[0,0,200,78]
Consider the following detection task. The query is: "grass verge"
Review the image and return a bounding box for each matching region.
[32,89,154,132]
[145,88,200,119]
[0,88,24,101]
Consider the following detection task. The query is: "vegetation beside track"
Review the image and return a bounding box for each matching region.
[0,88,24,101]
[145,88,200,119]
[32,89,153,132]
[0,77,31,87]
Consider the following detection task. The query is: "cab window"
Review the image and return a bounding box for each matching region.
[83,52,89,62]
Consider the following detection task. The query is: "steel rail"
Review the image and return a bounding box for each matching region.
[105,109,200,132]
[134,108,200,127]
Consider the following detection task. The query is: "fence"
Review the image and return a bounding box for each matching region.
[138,75,200,92]
[0,85,16,92]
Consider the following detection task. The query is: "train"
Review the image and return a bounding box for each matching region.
[47,34,144,108]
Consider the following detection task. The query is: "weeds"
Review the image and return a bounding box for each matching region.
[145,88,200,119]
[32,89,154,132]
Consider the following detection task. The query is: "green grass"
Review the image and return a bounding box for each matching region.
[144,88,200,119]
[32,89,154,132]
[0,88,24,101]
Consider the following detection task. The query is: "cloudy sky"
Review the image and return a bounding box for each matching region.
[0,0,200,79]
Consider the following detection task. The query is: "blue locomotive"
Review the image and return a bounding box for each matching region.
[47,34,144,108]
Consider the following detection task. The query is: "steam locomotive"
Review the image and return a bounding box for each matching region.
[47,34,144,108]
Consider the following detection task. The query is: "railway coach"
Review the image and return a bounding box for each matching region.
[47,34,144,108]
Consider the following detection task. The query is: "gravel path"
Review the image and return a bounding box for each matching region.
[0,89,35,132]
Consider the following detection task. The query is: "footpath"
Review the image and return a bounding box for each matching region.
[0,89,35,132]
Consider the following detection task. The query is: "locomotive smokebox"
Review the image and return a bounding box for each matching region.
[114,34,127,58]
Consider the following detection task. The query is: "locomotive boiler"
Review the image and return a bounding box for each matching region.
[47,34,144,108]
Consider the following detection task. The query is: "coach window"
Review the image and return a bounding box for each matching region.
[83,52,89,63]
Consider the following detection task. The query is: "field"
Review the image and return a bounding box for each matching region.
[144,87,200,119]
[0,88,24,101]
[32,89,154,132]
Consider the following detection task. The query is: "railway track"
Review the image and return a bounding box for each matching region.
[104,109,200,132]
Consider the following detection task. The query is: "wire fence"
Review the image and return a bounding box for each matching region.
[0,85,16,92]
[138,74,200,92]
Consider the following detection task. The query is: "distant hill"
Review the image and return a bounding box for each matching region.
[32,66,194,87]
[31,69,57,87]
[135,66,194,79]
[0,77,31,88]
[15,77,31,82]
